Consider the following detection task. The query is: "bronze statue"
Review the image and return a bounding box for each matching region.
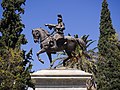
[32,14,85,67]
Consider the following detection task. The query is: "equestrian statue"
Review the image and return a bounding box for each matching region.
[32,14,85,67]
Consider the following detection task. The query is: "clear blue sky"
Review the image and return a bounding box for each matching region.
[0,0,120,71]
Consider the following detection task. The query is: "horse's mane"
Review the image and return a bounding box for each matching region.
[37,27,50,36]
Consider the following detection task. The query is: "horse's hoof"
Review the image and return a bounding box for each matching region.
[40,60,44,64]
[54,66,57,69]
[50,64,53,68]
[39,59,44,64]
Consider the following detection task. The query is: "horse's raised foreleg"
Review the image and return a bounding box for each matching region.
[37,48,45,64]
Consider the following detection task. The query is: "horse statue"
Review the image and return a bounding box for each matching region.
[32,28,85,67]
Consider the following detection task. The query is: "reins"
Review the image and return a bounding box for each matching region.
[39,28,51,43]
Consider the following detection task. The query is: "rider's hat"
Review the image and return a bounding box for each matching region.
[57,14,62,20]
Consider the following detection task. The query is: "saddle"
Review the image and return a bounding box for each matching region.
[49,34,67,48]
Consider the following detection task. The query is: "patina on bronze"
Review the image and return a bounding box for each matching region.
[32,14,85,67]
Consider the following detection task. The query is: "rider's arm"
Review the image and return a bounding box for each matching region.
[45,24,56,27]
[45,24,57,30]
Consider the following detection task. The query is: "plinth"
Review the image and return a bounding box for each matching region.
[31,68,92,90]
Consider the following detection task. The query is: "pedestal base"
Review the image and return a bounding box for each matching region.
[30,68,92,90]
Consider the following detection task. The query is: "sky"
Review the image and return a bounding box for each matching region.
[0,0,120,71]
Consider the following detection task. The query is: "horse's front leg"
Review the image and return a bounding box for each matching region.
[46,52,53,68]
[37,48,45,64]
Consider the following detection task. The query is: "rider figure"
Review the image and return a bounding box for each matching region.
[45,14,65,47]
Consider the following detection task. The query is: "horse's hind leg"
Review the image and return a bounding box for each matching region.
[63,50,72,66]
[63,57,70,67]
[37,48,45,64]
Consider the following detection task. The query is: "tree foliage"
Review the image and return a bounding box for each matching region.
[97,0,120,90]
[0,0,34,89]
[0,47,34,90]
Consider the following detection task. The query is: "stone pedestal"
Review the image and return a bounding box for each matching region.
[31,68,92,90]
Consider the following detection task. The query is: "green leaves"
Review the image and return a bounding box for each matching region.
[0,47,34,89]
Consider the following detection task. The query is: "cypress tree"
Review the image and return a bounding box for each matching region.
[0,0,34,89]
[97,0,120,90]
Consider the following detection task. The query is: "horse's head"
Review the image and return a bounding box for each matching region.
[32,28,40,43]
[32,28,50,43]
